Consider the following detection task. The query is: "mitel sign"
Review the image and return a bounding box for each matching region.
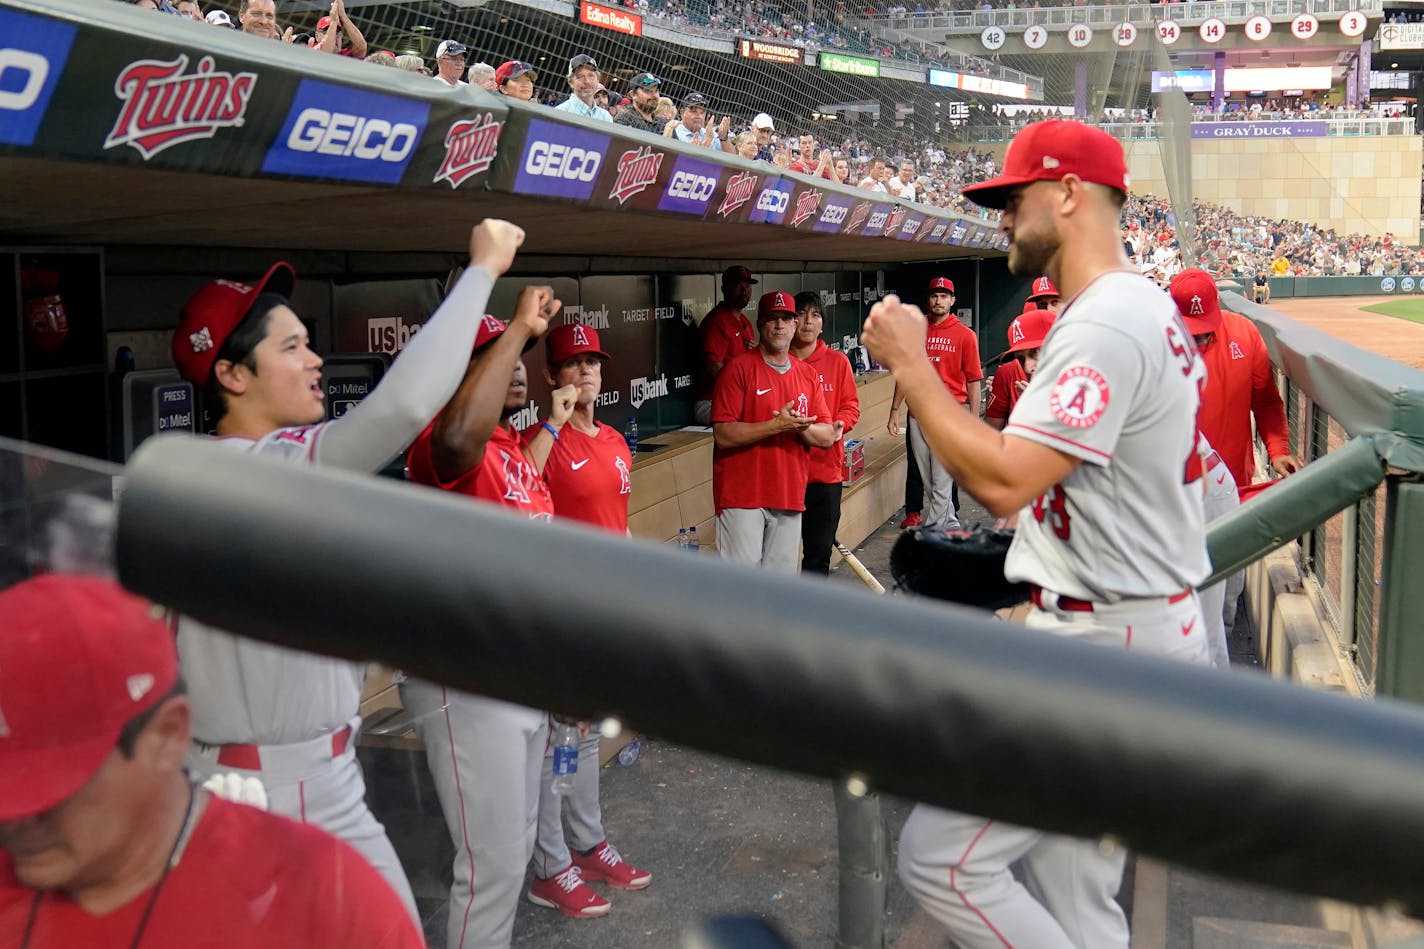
[579,0,642,36]
[263,79,429,184]
[0,9,76,148]
[515,118,609,199]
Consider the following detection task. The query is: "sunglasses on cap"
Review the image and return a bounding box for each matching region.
[632,72,662,86]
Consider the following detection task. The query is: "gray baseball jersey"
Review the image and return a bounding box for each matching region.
[179,265,495,745]
[1003,271,1210,603]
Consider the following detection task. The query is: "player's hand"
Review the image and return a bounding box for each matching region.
[549,384,577,426]
[863,294,928,373]
[1271,454,1303,476]
[512,285,558,338]
[469,219,526,277]
[1014,379,1029,395]
[887,413,902,438]
[771,401,813,432]
[832,420,845,441]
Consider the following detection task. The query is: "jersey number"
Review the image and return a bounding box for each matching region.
[1031,485,1071,541]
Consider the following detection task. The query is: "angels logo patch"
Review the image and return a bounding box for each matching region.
[1048,366,1109,429]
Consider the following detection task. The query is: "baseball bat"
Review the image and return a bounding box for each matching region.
[835,540,885,595]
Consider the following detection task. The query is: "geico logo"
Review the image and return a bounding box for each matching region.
[756,188,790,213]
[0,49,48,112]
[526,141,601,180]
[867,211,888,229]
[668,171,715,201]
[820,204,848,225]
[289,108,417,161]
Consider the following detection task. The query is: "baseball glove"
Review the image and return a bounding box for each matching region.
[889,525,1028,610]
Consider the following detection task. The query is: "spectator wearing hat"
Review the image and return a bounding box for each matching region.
[695,265,759,425]
[594,85,611,112]
[614,72,664,134]
[667,93,734,154]
[0,576,425,948]
[468,62,497,91]
[555,54,612,122]
[311,0,365,58]
[434,39,468,86]
[751,113,776,162]
[1026,274,1061,312]
[205,8,235,26]
[496,60,537,101]
[985,302,1053,431]
[712,291,836,572]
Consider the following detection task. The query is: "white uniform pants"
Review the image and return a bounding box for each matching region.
[533,734,607,878]
[401,681,546,949]
[1200,455,1241,670]
[898,593,1209,948]
[908,417,961,531]
[187,720,418,926]
[717,507,802,572]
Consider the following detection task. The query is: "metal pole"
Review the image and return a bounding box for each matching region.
[1375,476,1424,702]
[1340,504,1358,648]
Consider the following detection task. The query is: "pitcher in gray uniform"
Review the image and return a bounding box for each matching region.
[168,218,528,924]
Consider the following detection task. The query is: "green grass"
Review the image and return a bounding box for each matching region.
[1361,299,1424,325]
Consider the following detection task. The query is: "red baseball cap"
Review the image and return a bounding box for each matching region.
[471,313,538,354]
[547,322,610,364]
[1005,304,1055,354]
[0,576,179,821]
[757,290,797,321]
[496,60,536,86]
[962,120,1130,210]
[1169,268,1224,335]
[172,262,295,385]
[722,265,758,286]
[316,14,333,29]
[1027,275,1059,300]
[929,277,955,293]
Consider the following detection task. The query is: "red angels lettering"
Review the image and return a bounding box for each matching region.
[501,450,533,503]
[615,455,631,495]
[717,171,759,217]
[791,189,824,227]
[608,146,663,205]
[1031,484,1071,540]
[1049,366,1109,428]
[795,392,809,416]
[106,55,256,159]
[433,113,502,189]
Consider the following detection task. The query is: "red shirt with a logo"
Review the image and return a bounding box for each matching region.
[799,340,861,485]
[0,796,423,948]
[535,422,632,533]
[918,314,982,408]
[697,303,758,400]
[711,350,830,514]
[408,420,555,519]
[1197,309,1290,487]
[985,358,1027,422]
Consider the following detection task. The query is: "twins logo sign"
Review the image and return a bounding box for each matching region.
[0,9,76,148]
[106,55,256,159]
[609,146,663,204]
[433,112,502,189]
[717,171,758,218]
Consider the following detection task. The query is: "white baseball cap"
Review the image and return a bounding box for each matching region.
[205,9,235,26]
[752,113,775,131]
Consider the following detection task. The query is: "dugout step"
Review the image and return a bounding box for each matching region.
[1193,917,1351,948]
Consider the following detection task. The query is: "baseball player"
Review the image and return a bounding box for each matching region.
[1027,274,1062,312]
[400,287,567,949]
[789,291,861,575]
[863,120,1211,948]
[0,575,424,947]
[694,266,759,425]
[712,290,835,572]
[886,277,982,531]
[168,219,525,924]
[523,323,652,918]
[985,302,1054,432]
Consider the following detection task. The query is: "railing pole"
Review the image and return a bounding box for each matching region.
[1341,503,1358,647]
[1375,477,1424,702]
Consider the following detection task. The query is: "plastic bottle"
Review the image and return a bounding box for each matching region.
[677,527,688,549]
[551,722,579,794]
[687,525,699,552]
[625,416,639,457]
[618,739,642,767]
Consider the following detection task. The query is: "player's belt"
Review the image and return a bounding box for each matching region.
[1029,585,1192,613]
[214,724,353,771]
[1203,449,1223,471]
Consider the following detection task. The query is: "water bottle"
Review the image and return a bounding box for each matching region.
[618,738,642,767]
[551,722,579,794]
[625,416,639,457]
[687,525,699,552]
[677,527,688,549]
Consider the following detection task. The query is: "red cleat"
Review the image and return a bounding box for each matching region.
[899,511,923,529]
[574,840,652,890]
[527,864,611,917]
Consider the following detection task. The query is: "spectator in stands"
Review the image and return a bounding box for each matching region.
[434,40,468,87]
[496,61,537,101]
[393,53,429,75]
[733,131,760,160]
[1271,252,1290,276]
[752,114,777,162]
[654,96,676,123]
[556,54,612,121]
[364,50,395,66]
[176,0,203,20]
[311,0,366,58]
[615,72,665,134]
[1253,271,1271,304]
[467,62,497,90]
[238,0,282,39]
[888,160,917,200]
[594,85,611,112]
[667,93,734,153]
[205,7,234,24]
[859,156,890,192]
[833,156,850,184]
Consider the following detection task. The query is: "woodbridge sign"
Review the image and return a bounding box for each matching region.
[819,52,879,77]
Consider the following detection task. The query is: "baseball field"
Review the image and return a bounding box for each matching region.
[1270,296,1424,369]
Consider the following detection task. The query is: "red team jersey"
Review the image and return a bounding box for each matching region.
[1196,310,1290,488]
[0,797,423,948]
[985,359,1028,423]
[918,315,983,408]
[696,304,758,400]
[711,350,831,514]
[534,422,633,533]
[408,420,555,519]
[799,340,861,485]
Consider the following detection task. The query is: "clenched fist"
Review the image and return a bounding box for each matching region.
[863,294,928,374]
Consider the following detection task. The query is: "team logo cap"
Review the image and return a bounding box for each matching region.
[962,120,1131,210]
[547,321,611,364]
[757,290,797,322]
[1169,267,1224,335]
[929,276,955,293]
[1028,275,1059,300]
[172,261,295,385]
